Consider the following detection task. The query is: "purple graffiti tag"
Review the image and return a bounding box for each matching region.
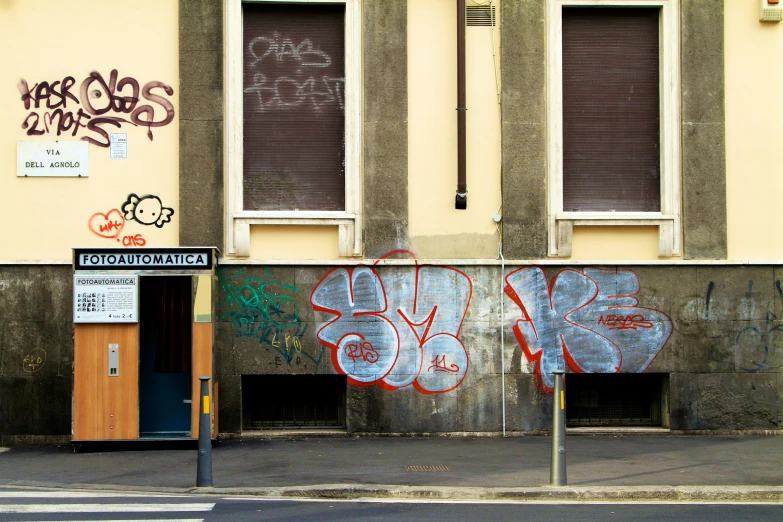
[18,70,175,147]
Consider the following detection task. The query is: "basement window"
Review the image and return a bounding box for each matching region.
[566,373,666,427]
[242,375,347,429]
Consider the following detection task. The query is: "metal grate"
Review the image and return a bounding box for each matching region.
[566,373,664,427]
[405,465,451,472]
[242,375,346,429]
[466,6,496,27]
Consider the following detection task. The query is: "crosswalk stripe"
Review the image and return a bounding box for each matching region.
[0,491,188,498]
[0,503,215,513]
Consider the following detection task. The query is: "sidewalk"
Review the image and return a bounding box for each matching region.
[1,435,782,502]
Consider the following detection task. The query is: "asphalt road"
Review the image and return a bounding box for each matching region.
[1,488,783,522]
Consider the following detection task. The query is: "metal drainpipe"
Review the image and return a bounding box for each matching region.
[456,0,467,209]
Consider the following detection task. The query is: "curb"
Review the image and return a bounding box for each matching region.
[198,485,783,503]
[3,481,783,503]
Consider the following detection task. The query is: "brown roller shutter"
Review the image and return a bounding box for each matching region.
[243,4,345,211]
[562,8,660,212]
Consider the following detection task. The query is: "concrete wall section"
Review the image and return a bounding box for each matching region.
[179,0,224,248]
[0,266,73,437]
[0,261,780,437]
[364,0,409,258]
[499,1,548,260]
[215,261,782,434]
[681,0,727,259]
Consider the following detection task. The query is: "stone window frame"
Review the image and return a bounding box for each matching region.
[546,0,681,258]
[223,0,363,258]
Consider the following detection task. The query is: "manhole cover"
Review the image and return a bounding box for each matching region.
[404,465,451,472]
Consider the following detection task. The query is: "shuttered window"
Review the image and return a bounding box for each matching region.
[243,4,346,211]
[562,8,660,212]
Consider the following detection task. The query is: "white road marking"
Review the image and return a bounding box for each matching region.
[0,503,215,513]
[22,520,203,522]
[0,491,187,498]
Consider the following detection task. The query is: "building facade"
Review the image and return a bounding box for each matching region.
[1,0,782,442]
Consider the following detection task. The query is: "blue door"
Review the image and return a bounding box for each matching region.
[139,276,193,438]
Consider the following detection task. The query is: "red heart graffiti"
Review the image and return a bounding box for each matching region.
[88,209,125,239]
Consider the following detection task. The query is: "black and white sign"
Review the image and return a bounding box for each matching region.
[74,248,213,270]
[74,275,138,323]
[17,141,89,177]
[110,133,128,159]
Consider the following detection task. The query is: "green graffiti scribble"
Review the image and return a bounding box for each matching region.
[217,267,323,372]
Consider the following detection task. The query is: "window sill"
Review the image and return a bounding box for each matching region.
[229,212,361,258]
[553,213,680,258]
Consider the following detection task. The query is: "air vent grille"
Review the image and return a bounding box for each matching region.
[466,6,496,27]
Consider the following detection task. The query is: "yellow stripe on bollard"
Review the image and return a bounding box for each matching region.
[203,395,210,414]
[560,390,565,410]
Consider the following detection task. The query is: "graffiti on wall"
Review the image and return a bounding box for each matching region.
[18,69,175,147]
[670,279,783,373]
[217,267,322,371]
[504,267,672,394]
[245,33,345,112]
[22,348,46,373]
[88,193,173,247]
[310,251,473,394]
[122,194,174,228]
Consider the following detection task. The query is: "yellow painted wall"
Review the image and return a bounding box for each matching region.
[571,227,661,260]
[408,0,502,259]
[563,1,783,262]
[249,225,339,259]
[0,0,179,261]
[725,0,783,260]
[570,228,663,261]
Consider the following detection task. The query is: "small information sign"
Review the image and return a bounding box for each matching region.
[17,141,89,177]
[73,275,138,323]
[110,133,128,159]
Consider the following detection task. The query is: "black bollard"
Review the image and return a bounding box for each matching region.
[550,370,567,486]
[196,376,213,487]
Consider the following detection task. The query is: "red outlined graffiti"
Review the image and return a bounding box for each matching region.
[504,267,672,394]
[88,209,147,247]
[121,233,146,247]
[597,314,654,331]
[427,354,461,374]
[88,209,125,239]
[310,251,473,394]
[344,339,380,364]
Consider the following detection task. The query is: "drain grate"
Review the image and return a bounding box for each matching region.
[404,465,451,472]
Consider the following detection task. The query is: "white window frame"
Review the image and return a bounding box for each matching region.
[547,0,681,257]
[224,0,363,257]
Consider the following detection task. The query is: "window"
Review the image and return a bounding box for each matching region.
[225,0,362,257]
[547,0,680,257]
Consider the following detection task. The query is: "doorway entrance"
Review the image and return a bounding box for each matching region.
[139,276,193,438]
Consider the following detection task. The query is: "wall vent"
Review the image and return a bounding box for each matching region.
[466,6,496,27]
